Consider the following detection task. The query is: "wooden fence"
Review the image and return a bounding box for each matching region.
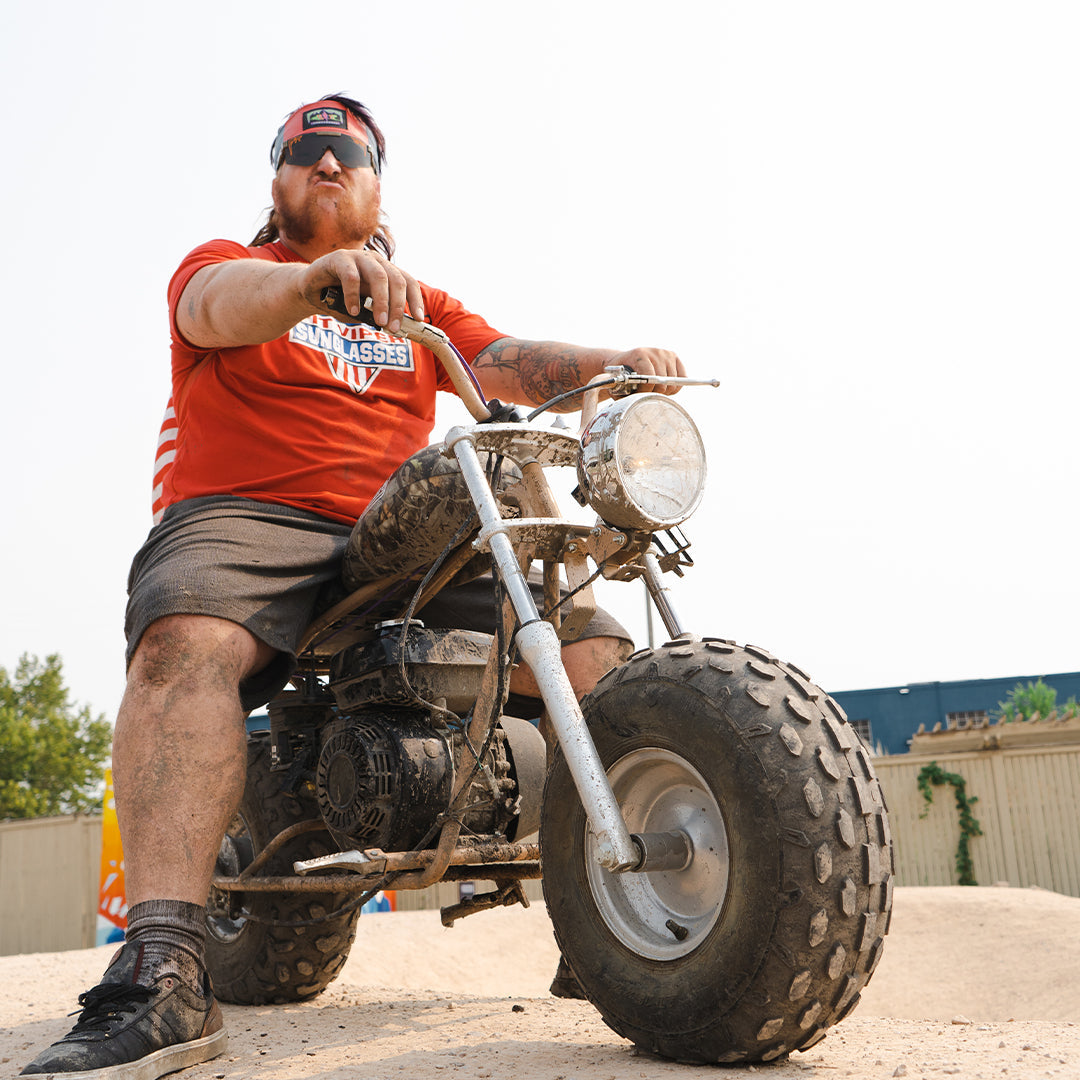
[0,814,102,956]
[873,744,1080,896]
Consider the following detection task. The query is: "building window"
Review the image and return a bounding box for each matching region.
[945,710,988,730]
[850,718,872,746]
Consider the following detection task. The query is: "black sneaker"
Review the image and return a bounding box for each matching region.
[20,941,227,1079]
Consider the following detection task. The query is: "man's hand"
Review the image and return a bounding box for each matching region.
[606,347,686,395]
[302,249,425,334]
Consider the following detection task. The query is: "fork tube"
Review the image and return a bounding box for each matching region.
[446,427,639,872]
[643,552,688,639]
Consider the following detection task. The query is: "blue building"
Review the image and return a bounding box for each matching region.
[831,671,1080,755]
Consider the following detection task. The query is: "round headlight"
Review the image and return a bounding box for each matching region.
[577,394,707,530]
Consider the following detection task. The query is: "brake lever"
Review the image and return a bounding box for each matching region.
[606,367,721,394]
[580,367,720,432]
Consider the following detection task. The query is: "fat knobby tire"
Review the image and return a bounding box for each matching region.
[205,734,360,1005]
[541,639,893,1064]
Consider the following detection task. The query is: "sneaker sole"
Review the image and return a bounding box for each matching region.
[26,1028,228,1080]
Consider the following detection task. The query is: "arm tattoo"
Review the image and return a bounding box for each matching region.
[473,338,592,409]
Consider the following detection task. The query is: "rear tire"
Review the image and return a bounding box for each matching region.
[205,734,360,1004]
[540,640,892,1064]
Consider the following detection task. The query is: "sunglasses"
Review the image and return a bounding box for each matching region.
[278,132,379,172]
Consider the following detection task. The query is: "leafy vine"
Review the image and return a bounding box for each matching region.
[916,761,983,886]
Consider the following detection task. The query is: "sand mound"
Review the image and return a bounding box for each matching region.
[2,886,1078,1079]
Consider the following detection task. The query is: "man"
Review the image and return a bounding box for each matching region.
[22,94,684,1079]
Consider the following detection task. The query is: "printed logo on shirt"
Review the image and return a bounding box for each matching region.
[290,316,415,394]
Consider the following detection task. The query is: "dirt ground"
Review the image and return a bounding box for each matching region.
[2,885,1079,1079]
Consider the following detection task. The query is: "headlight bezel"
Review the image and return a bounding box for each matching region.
[577,394,707,531]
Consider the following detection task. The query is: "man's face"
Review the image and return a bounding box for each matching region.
[271,145,381,251]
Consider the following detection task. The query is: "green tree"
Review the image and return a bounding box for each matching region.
[0,653,112,818]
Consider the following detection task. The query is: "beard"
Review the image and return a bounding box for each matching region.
[273,181,381,249]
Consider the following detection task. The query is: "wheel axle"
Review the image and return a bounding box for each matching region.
[626,829,693,873]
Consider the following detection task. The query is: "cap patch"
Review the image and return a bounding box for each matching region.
[303,106,348,131]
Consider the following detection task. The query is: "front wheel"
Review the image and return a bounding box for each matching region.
[540,640,892,1064]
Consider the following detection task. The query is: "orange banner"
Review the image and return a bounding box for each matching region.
[97,768,127,944]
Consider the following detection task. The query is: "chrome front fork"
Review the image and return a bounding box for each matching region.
[447,427,643,872]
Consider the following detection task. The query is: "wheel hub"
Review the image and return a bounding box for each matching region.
[585,747,729,960]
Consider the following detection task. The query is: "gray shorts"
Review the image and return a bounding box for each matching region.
[126,496,631,711]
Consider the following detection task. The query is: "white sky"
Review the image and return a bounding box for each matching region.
[2,1,1078,724]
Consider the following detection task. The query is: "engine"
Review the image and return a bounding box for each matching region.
[315,708,544,852]
[274,621,546,854]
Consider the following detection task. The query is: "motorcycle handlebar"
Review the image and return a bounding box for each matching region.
[319,287,492,421]
[319,288,718,425]
[319,286,379,327]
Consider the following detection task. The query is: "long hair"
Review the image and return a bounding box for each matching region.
[250,93,395,258]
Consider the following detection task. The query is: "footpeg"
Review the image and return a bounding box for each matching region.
[294,849,387,875]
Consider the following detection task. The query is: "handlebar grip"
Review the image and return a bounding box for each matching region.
[319,286,378,327]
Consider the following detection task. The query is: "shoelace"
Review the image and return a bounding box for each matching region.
[68,982,157,1033]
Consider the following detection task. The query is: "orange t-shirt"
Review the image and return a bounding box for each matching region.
[153,239,505,525]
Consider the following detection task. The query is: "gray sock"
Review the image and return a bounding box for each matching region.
[124,899,207,992]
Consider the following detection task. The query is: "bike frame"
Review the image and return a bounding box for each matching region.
[211,307,699,908]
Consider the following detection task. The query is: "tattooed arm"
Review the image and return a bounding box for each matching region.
[471,338,685,412]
